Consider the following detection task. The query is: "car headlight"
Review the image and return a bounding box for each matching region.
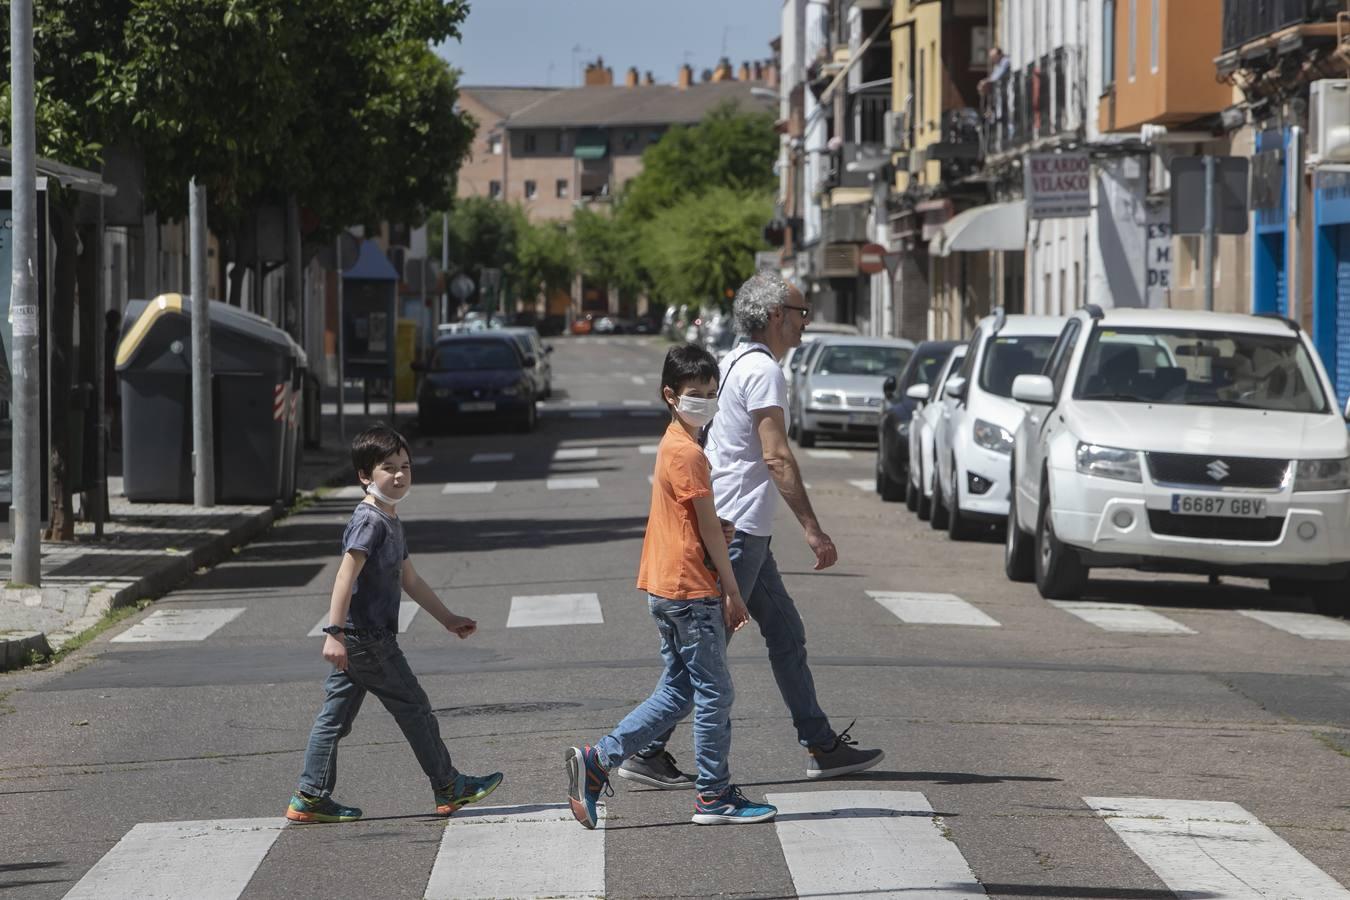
[1075,442,1142,482]
[972,419,1014,455]
[1295,457,1350,492]
[811,390,842,406]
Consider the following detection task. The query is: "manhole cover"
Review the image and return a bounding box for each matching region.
[434,701,582,717]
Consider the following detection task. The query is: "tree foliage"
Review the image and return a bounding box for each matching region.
[514,218,576,301]
[639,188,772,307]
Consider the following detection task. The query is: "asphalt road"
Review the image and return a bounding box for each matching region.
[3,334,1349,900]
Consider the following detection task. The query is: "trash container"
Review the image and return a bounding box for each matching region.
[279,340,307,502]
[116,293,295,504]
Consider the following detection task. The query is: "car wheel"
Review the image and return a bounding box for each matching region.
[1034,479,1087,600]
[906,464,921,512]
[946,457,977,541]
[1004,476,1035,582]
[877,453,906,503]
[1269,577,1350,617]
[798,426,816,449]
[516,401,537,434]
[916,459,933,521]
[930,475,949,530]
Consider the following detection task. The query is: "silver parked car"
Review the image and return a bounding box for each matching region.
[498,326,553,399]
[795,336,915,448]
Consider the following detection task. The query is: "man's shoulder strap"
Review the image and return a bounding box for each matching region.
[701,347,774,447]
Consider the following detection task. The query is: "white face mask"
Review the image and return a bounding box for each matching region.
[365,481,405,506]
[675,395,718,427]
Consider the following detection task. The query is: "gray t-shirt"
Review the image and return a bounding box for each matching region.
[342,501,407,632]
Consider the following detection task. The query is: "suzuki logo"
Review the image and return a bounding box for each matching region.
[1207,459,1230,481]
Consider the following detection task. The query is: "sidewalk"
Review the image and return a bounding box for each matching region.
[0,409,412,670]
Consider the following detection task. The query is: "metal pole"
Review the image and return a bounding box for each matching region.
[190,179,214,507]
[10,0,40,584]
[335,235,345,443]
[93,196,106,536]
[440,212,449,325]
[1287,127,1302,324]
[1202,154,1216,312]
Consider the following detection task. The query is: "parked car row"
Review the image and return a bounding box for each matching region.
[417,325,554,434]
[872,306,1350,615]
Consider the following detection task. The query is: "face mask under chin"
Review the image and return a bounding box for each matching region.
[365,482,406,505]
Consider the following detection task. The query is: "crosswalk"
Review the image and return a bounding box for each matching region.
[61,791,1348,899]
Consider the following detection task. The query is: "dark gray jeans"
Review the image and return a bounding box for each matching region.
[297,631,457,798]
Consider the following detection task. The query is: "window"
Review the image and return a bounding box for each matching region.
[1128,0,1136,81]
[488,180,502,199]
[524,180,538,200]
[556,179,569,199]
[553,130,563,153]
[1102,0,1116,89]
[523,133,537,154]
[1149,0,1159,72]
[489,134,502,155]
[979,336,1057,397]
[1045,320,1082,396]
[431,340,521,372]
[623,131,638,151]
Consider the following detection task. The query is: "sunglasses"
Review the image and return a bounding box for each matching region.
[782,304,812,321]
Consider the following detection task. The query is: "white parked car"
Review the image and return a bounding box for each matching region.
[1005,306,1350,612]
[795,336,915,448]
[906,344,968,520]
[933,312,1063,539]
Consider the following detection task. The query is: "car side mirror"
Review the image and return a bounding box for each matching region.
[944,376,968,400]
[523,355,537,368]
[1012,374,1056,405]
[905,383,930,402]
[883,375,897,399]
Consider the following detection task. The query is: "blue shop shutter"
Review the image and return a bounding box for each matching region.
[1336,226,1350,404]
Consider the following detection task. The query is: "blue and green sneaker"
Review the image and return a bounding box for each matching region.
[285,792,362,824]
[691,786,777,825]
[565,744,612,830]
[434,771,503,816]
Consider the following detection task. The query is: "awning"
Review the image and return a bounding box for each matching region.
[928,200,1026,257]
[574,129,608,160]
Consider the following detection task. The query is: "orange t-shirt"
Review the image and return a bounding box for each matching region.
[636,422,721,601]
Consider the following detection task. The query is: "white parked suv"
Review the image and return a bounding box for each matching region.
[1005,305,1350,613]
[932,311,1063,539]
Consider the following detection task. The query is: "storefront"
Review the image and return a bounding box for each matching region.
[1311,165,1350,404]
[1251,128,1290,316]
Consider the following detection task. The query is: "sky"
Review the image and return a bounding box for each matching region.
[439,0,784,88]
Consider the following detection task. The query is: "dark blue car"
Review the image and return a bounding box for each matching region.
[416,334,538,433]
[875,340,961,502]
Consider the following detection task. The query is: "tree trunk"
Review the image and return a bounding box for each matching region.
[45,206,78,541]
[76,223,101,526]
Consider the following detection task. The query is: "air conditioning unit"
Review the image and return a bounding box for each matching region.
[1309,79,1350,165]
[820,243,861,278]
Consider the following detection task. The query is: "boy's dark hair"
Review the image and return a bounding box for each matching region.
[661,343,719,408]
[351,424,412,478]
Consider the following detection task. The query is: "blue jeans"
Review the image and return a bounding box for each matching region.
[597,596,733,795]
[298,631,457,798]
[643,532,834,754]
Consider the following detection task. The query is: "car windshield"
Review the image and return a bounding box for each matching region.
[909,349,955,387]
[815,345,912,377]
[1073,327,1329,413]
[978,336,1056,397]
[432,340,519,371]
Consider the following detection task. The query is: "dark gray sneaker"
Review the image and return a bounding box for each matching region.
[615,750,695,790]
[806,721,884,779]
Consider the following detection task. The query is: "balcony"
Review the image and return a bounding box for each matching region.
[981,47,1082,158]
[1221,0,1345,53]
[926,108,983,172]
[822,142,889,191]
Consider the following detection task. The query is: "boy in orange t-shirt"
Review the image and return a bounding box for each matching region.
[565,344,778,828]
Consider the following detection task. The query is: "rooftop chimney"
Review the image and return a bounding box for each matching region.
[712,57,733,82]
[764,59,779,88]
[643,70,655,85]
[625,66,639,87]
[737,61,751,81]
[584,56,613,87]
[753,61,764,81]
[678,63,693,89]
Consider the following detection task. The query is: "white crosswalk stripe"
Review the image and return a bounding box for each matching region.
[330,485,366,500]
[307,600,419,637]
[425,804,605,899]
[806,449,853,460]
[412,455,433,465]
[568,411,602,418]
[848,478,873,491]
[1238,609,1350,640]
[1049,600,1195,634]
[442,481,498,494]
[470,451,514,463]
[639,444,660,454]
[507,593,604,627]
[769,790,985,898]
[553,447,599,460]
[112,608,246,643]
[1086,797,1350,898]
[867,591,1001,627]
[548,477,599,490]
[63,817,285,900]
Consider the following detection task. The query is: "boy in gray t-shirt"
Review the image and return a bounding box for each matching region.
[286,425,503,824]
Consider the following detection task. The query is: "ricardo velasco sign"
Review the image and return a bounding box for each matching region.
[1025,152,1091,219]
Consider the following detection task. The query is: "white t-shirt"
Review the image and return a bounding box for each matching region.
[706,342,787,537]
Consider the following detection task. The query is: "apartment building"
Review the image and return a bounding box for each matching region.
[455,86,560,207]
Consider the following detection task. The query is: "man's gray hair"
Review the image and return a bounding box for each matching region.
[733,271,792,335]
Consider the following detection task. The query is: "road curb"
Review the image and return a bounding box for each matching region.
[0,459,350,671]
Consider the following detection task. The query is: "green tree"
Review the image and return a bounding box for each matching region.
[639,188,771,307]
[514,219,576,306]
[444,196,521,307]
[573,206,639,297]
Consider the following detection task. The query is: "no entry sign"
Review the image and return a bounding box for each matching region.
[859,242,887,275]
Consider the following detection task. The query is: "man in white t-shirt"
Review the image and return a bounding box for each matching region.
[615,272,885,790]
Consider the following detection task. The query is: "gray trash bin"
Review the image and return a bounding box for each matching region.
[116,294,294,504]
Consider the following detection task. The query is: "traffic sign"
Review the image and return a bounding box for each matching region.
[1170,156,1249,235]
[859,242,887,275]
[449,273,475,301]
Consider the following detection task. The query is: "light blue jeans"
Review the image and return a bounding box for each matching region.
[642,531,835,754]
[596,595,733,795]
